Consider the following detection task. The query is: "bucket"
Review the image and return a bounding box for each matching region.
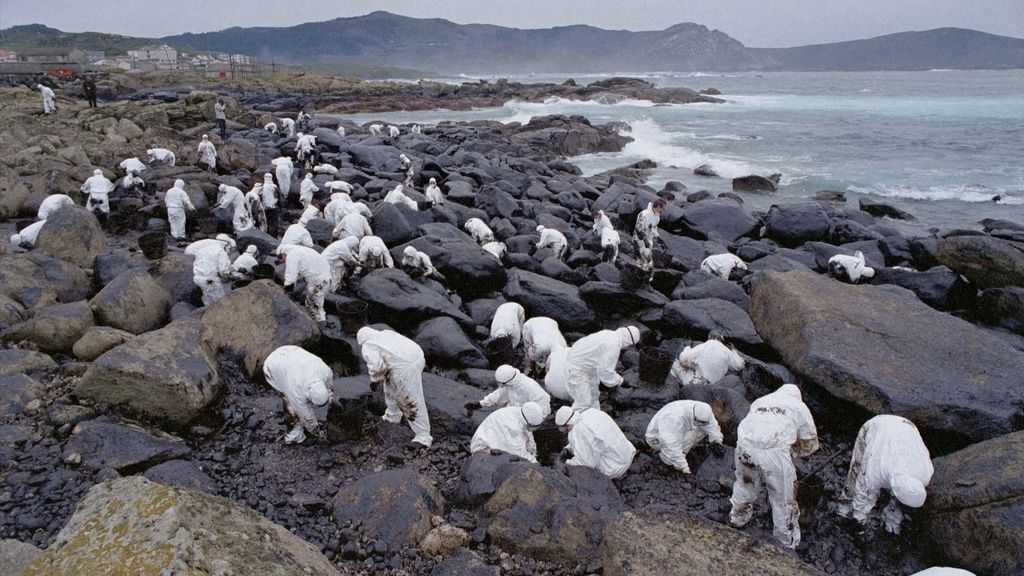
[639,346,675,385]
[337,300,368,335]
[484,336,514,368]
[621,263,649,291]
[532,424,568,466]
[416,200,433,211]
[325,397,368,443]
[138,231,168,260]
[252,263,276,280]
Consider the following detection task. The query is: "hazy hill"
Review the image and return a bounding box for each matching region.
[0,24,154,55]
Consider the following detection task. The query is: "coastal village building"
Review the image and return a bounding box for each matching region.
[127,44,179,70]
[17,47,88,64]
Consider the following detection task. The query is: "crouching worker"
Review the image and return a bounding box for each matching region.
[470,402,546,463]
[264,345,334,444]
[555,406,636,479]
[401,246,445,282]
[646,400,724,473]
[358,327,432,448]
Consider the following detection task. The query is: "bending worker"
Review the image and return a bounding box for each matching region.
[555,406,636,479]
[646,400,724,473]
[671,331,746,387]
[479,365,551,417]
[185,234,235,307]
[470,402,546,463]
[565,326,641,411]
[357,326,432,447]
[264,345,333,444]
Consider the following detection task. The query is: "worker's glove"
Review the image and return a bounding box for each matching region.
[710,442,726,457]
[464,401,482,411]
[284,283,295,293]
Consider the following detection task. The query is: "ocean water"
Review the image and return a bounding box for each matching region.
[337,70,1024,229]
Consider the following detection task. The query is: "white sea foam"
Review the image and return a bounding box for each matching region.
[848,184,1024,204]
[610,117,764,179]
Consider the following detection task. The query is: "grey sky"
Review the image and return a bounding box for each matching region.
[1,0,1022,47]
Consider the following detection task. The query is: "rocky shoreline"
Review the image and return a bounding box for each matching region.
[1,76,1022,576]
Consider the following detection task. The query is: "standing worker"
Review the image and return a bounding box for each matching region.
[357,326,433,447]
[729,384,819,549]
[263,345,334,444]
[37,84,56,114]
[164,179,196,242]
[214,99,227,139]
[185,234,235,307]
[82,75,98,108]
[634,199,666,273]
[80,169,114,227]
[197,134,217,173]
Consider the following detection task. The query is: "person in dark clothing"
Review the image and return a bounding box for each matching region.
[215,99,227,139]
[82,76,97,108]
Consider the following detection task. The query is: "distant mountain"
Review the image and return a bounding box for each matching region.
[761,28,1024,71]
[0,24,154,55]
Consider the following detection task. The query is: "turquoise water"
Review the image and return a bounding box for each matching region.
[337,70,1024,229]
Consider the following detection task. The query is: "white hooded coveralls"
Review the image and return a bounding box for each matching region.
[37,194,74,221]
[164,180,196,239]
[522,317,567,375]
[593,210,613,233]
[482,242,506,262]
[601,227,620,263]
[671,339,746,387]
[296,133,317,163]
[11,220,45,247]
[357,327,432,447]
[565,326,640,411]
[324,191,353,224]
[264,122,279,134]
[909,570,975,576]
[119,157,147,176]
[230,245,259,277]
[560,408,636,479]
[358,236,394,270]
[281,245,332,321]
[464,218,494,245]
[81,170,114,213]
[333,212,372,240]
[470,404,544,463]
[299,173,319,207]
[481,365,552,417]
[490,302,526,348]
[216,185,253,234]
[368,124,383,136]
[399,154,414,188]
[401,247,439,280]
[425,180,443,205]
[828,251,876,283]
[544,345,572,401]
[38,84,55,114]
[185,236,234,307]
[245,186,267,232]
[701,253,747,280]
[388,125,400,138]
[272,157,294,198]
[839,415,933,534]
[281,117,296,138]
[536,226,568,260]
[729,384,819,549]
[147,148,176,166]
[321,236,361,288]
[634,203,661,269]
[260,174,279,210]
[197,136,217,169]
[264,345,333,444]
[646,400,723,473]
[299,205,322,226]
[280,222,314,249]
[384,185,418,211]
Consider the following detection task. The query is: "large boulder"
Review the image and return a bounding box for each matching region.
[504,270,596,332]
[731,175,777,193]
[679,200,757,243]
[200,280,320,379]
[976,287,1024,335]
[63,417,191,473]
[661,298,762,347]
[750,271,1024,444]
[357,268,472,329]
[89,270,172,335]
[75,317,222,430]
[870,266,974,311]
[400,233,508,299]
[0,252,90,310]
[73,326,135,361]
[414,316,487,369]
[331,469,445,549]
[928,431,1024,576]
[603,508,825,576]
[483,463,625,565]
[34,205,107,268]
[0,373,45,417]
[0,349,56,375]
[936,235,1024,289]
[579,281,669,316]
[1,300,94,353]
[762,203,831,247]
[23,476,339,576]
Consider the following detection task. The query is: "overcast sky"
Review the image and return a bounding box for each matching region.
[1,0,1022,47]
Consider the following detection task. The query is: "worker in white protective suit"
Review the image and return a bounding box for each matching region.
[299,173,319,208]
[333,211,372,240]
[296,132,317,168]
[522,317,567,376]
[384,184,419,211]
[592,210,613,234]
[279,244,332,322]
[388,125,400,138]
[281,117,296,138]
[260,173,281,236]
[535,225,568,261]
[368,123,383,136]
[314,163,338,175]
[147,147,176,166]
[264,122,279,135]
[10,221,46,248]
[279,219,314,249]
[185,234,235,307]
[119,157,147,176]
[411,124,421,134]
[80,169,114,223]
[272,156,294,199]
[464,218,494,245]
[646,400,724,473]
[556,406,636,479]
[837,415,934,535]
[543,345,572,401]
[701,252,748,280]
[215,184,253,234]
[358,235,394,271]
[357,327,432,447]
[245,182,267,232]
[565,326,641,411]
[119,157,147,194]
[401,246,444,282]
[480,365,551,417]
[197,134,217,172]
[634,199,666,271]
[601,227,621,264]
[482,241,507,263]
[37,194,75,220]
[909,569,975,576]
[670,332,746,386]
[164,179,196,240]
[324,190,353,224]
[490,302,526,348]
[400,154,414,188]
[470,402,546,462]
[828,251,876,284]
[729,384,819,549]
[424,177,444,205]
[264,345,334,444]
[322,236,361,289]
[229,245,260,279]
[37,84,56,114]
[336,125,346,137]
[299,204,322,226]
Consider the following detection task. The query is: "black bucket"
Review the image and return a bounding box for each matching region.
[639,346,675,385]
[484,336,514,368]
[326,397,368,443]
[533,424,568,465]
[138,231,168,260]
[252,263,276,280]
[621,263,649,291]
[416,200,433,211]
[338,300,368,335]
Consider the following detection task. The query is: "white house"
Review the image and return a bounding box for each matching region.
[127,44,178,69]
